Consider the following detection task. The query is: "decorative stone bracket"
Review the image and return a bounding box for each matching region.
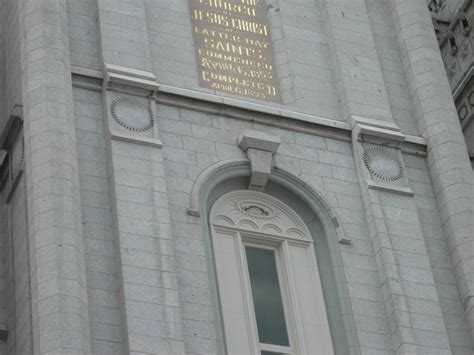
[103,64,162,148]
[350,114,405,147]
[350,115,414,196]
[238,130,281,191]
[103,63,159,95]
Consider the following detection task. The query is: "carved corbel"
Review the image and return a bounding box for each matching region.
[103,63,159,96]
[238,130,280,191]
[350,114,405,147]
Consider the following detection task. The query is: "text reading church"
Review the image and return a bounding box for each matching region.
[0,0,473,354]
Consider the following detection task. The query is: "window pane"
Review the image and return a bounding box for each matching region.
[245,246,290,347]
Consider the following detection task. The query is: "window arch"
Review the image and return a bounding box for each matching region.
[210,190,334,355]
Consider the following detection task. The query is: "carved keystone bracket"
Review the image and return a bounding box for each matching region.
[239,130,281,191]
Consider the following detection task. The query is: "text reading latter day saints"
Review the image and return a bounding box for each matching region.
[189,0,282,103]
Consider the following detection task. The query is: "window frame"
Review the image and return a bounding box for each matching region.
[210,190,334,355]
[241,236,298,355]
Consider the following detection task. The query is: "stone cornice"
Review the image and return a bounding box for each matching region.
[70,66,427,156]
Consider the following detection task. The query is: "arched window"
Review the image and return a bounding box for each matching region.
[210,190,334,355]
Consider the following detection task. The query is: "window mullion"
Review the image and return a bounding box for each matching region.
[236,231,261,355]
[280,240,307,355]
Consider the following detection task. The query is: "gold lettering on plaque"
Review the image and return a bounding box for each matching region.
[188,0,281,103]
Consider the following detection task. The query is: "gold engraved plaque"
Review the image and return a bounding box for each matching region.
[188,0,282,103]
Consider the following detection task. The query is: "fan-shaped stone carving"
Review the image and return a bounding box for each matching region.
[111,96,154,132]
[362,146,404,182]
[210,190,310,240]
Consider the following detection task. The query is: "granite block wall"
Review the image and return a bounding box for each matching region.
[156,103,399,353]
[0,175,33,355]
[145,0,342,120]
[67,0,101,71]
[74,87,123,353]
[407,154,473,352]
[2,0,22,123]
[0,0,5,127]
[4,178,32,355]
[391,0,474,342]
[366,0,417,135]
[0,0,33,353]
[18,0,92,352]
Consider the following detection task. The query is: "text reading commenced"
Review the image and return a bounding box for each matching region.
[188,0,282,103]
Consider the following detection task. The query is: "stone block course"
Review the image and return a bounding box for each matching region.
[179,286,212,308]
[74,87,123,353]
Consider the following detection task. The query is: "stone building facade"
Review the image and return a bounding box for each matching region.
[0,0,472,354]
[429,0,474,167]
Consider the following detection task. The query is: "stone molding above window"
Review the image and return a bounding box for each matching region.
[210,190,310,241]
